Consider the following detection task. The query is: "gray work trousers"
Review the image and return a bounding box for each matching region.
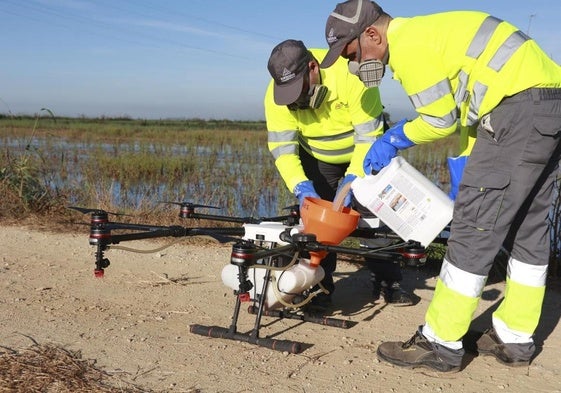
[446,88,561,274]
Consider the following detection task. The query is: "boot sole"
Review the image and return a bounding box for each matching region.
[477,349,530,367]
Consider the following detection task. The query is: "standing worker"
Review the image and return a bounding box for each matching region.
[321,0,561,371]
[264,39,416,310]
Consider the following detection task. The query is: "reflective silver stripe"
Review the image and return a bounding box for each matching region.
[467,81,488,125]
[354,115,383,136]
[454,70,470,105]
[409,79,451,109]
[304,129,354,141]
[354,115,382,142]
[270,143,297,160]
[488,30,529,71]
[440,259,487,298]
[421,109,457,128]
[355,134,378,143]
[508,257,547,287]
[466,16,502,59]
[267,129,297,143]
[298,134,355,156]
[460,16,528,123]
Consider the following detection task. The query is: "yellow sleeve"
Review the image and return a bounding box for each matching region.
[264,81,308,192]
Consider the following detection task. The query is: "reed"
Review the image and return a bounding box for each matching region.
[2,115,560,276]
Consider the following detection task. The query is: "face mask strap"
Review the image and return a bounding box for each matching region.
[287,65,328,110]
[347,33,363,75]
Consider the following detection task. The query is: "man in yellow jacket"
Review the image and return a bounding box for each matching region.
[322,0,561,371]
[265,39,416,309]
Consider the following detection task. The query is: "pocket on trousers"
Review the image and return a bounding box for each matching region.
[534,113,561,136]
[523,113,561,165]
[457,171,510,231]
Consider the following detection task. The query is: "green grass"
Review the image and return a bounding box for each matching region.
[3,114,561,276]
[0,115,459,218]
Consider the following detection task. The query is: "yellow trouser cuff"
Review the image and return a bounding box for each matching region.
[426,278,480,341]
[494,277,545,334]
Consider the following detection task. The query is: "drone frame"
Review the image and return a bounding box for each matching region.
[71,203,439,353]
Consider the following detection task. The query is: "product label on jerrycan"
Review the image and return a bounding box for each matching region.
[352,156,453,247]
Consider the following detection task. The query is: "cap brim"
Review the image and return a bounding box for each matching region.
[320,41,346,68]
[273,75,305,106]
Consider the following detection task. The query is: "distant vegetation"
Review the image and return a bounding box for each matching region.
[1,113,560,276]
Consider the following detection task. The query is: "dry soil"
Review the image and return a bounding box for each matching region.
[1,225,561,392]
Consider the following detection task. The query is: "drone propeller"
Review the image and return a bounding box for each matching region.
[67,206,131,216]
[159,201,221,210]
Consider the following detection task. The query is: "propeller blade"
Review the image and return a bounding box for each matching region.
[67,206,104,215]
[158,201,221,210]
[67,206,131,216]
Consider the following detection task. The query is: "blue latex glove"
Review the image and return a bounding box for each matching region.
[447,155,468,201]
[335,174,357,208]
[293,180,320,207]
[363,119,415,174]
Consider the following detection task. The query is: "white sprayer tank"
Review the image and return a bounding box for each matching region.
[221,260,325,310]
[220,221,325,310]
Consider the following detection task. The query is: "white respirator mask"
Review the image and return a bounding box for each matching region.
[348,59,385,88]
[347,34,387,88]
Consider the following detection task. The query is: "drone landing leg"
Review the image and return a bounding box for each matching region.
[247,306,356,329]
[190,289,302,353]
[190,249,304,353]
[93,244,110,278]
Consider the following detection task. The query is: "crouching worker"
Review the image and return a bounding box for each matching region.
[264,39,417,311]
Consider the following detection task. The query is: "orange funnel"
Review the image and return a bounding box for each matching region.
[300,197,360,267]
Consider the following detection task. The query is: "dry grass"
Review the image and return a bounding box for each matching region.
[0,340,152,393]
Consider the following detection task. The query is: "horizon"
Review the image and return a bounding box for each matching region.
[2,1,559,121]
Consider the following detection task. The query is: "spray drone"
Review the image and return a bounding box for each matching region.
[70,198,437,353]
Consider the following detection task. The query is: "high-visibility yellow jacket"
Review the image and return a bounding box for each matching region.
[264,48,385,192]
[387,11,561,144]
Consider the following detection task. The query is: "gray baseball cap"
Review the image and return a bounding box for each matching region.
[321,0,384,68]
[267,39,312,105]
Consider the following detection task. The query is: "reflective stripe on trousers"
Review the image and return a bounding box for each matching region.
[426,88,561,341]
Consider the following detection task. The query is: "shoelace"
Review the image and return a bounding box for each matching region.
[402,330,424,349]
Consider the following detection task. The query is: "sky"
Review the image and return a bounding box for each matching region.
[1,0,560,121]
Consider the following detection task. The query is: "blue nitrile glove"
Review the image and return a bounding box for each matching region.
[335,174,357,207]
[293,180,320,207]
[447,155,468,201]
[363,119,415,174]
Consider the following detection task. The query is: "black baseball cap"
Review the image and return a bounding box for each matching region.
[267,39,312,105]
[321,0,384,68]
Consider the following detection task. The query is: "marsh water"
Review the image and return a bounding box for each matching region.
[2,134,295,218]
[1,115,455,219]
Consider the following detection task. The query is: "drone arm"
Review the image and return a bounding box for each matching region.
[104,227,185,244]
[96,225,245,245]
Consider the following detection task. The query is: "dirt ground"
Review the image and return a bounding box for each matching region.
[1,224,561,393]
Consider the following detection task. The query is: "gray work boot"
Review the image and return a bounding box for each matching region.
[377,327,464,372]
[476,328,535,366]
